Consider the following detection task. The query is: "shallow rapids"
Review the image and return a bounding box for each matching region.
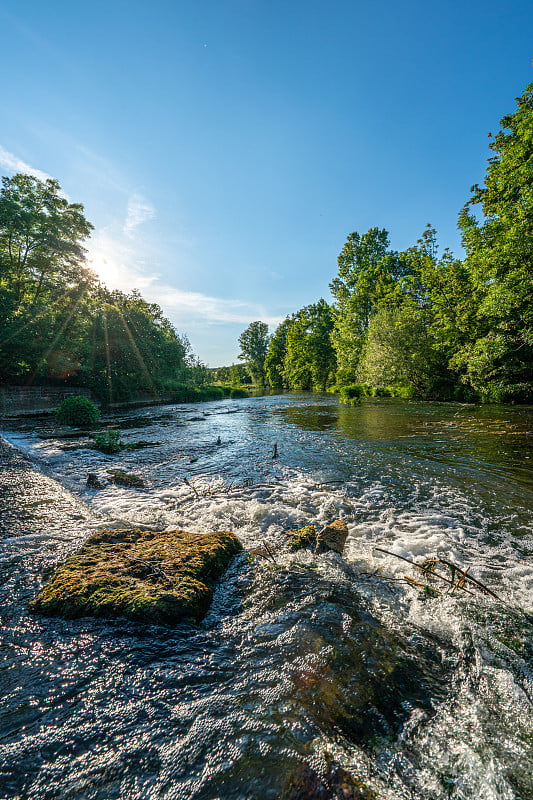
[1,394,532,799]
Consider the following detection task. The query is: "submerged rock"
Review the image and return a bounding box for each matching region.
[29,528,243,624]
[315,520,348,555]
[280,760,377,800]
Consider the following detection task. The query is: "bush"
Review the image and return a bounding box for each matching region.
[93,429,123,454]
[387,385,413,399]
[339,383,368,405]
[229,387,249,399]
[169,384,228,403]
[371,386,392,397]
[55,395,100,427]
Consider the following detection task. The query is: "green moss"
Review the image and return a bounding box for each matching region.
[29,528,243,624]
[286,525,317,551]
[107,470,144,488]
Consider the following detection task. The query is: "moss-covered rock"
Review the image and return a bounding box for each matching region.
[29,528,243,624]
[286,525,317,551]
[107,470,144,488]
[286,521,349,555]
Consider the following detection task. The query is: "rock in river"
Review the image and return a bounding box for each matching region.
[286,520,349,556]
[29,528,243,624]
[315,520,348,555]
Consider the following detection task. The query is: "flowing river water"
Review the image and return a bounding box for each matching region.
[0,394,532,799]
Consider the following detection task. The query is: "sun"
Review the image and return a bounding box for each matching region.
[86,245,122,288]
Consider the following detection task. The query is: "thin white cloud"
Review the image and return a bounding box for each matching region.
[0,145,53,182]
[149,286,283,326]
[123,193,156,236]
[86,227,282,328]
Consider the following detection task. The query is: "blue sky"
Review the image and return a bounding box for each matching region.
[1,0,531,366]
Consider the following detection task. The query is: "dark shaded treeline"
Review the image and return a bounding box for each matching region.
[0,174,208,404]
[232,82,533,403]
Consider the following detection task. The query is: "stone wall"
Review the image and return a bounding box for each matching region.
[0,386,94,417]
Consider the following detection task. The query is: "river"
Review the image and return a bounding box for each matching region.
[0,394,532,799]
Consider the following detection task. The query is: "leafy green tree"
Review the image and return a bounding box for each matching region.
[358,307,448,398]
[0,173,95,384]
[229,364,241,385]
[455,82,533,399]
[264,317,292,388]
[238,321,270,386]
[284,300,336,390]
[330,228,408,383]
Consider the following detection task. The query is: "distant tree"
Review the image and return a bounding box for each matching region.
[264,317,292,388]
[229,364,241,385]
[284,300,336,390]
[238,321,270,386]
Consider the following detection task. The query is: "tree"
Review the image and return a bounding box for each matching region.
[264,317,292,388]
[454,82,533,399]
[358,307,448,398]
[329,228,408,383]
[284,300,336,390]
[0,173,95,384]
[238,321,270,386]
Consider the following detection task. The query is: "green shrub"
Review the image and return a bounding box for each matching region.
[371,386,392,397]
[55,395,100,427]
[93,429,123,454]
[339,383,368,405]
[229,387,249,398]
[169,384,228,403]
[387,385,413,398]
[479,384,533,404]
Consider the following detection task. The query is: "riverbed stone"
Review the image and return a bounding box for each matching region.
[29,528,243,624]
[107,470,144,488]
[86,473,105,489]
[287,525,317,551]
[315,520,348,555]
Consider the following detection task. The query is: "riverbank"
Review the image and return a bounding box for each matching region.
[0,384,255,419]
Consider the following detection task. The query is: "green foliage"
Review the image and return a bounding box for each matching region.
[330,228,410,384]
[339,383,368,405]
[264,317,292,388]
[284,300,336,390]
[55,395,101,427]
[168,384,228,403]
[238,321,270,386]
[454,82,533,397]
[229,387,249,398]
[93,429,123,454]
[0,173,207,404]
[357,307,452,399]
